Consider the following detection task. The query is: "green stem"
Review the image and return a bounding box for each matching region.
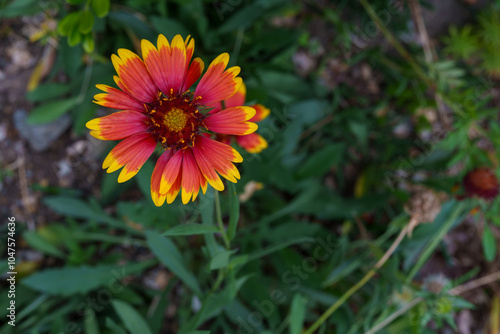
[364,297,423,334]
[210,268,226,293]
[214,190,230,250]
[304,223,410,334]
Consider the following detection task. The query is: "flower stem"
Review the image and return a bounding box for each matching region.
[303,223,410,334]
[405,201,464,283]
[214,190,230,250]
[211,268,226,293]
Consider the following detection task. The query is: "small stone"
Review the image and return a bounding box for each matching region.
[6,41,34,69]
[85,133,109,159]
[13,109,71,152]
[393,121,412,139]
[293,49,317,77]
[0,123,7,142]
[143,269,170,291]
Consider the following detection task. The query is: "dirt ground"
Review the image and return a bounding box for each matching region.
[0,17,103,227]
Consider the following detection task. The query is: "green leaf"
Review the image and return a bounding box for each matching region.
[107,11,156,41]
[145,230,202,295]
[82,33,95,53]
[322,256,364,287]
[44,196,107,221]
[44,196,141,234]
[209,250,237,271]
[254,184,320,226]
[296,143,345,178]
[91,0,110,18]
[58,12,81,37]
[217,3,263,33]
[105,317,127,334]
[227,182,240,241]
[68,27,82,46]
[289,294,307,334]
[406,201,467,282]
[27,97,78,124]
[201,187,219,258]
[230,237,315,268]
[150,16,190,40]
[135,160,154,199]
[22,261,155,296]
[112,300,153,334]
[443,25,479,59]
[0,0,41,18]
[23,231,64,258]
[149,286,172,333]
[84,307,100,334]
[26,83,73,102]
[79,10,94,34]
[162,224,219,236]
[66,0,86,4]
[483,225,497,262]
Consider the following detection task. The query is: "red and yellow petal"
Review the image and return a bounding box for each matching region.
[206,81,247,114]
[185,35,195,67]
[223,80,246,109]
[236,133,268,153]
[148,34,188,94]
[205,106,258,136]
[194,53,242,106]
[159,149,183,194]
[93,85,144,112]
[111,49,157,103]
[249,104,270,123]
[102,133,157,183]
[193,135,242,189]
[141,39,167,96]
[86,110,149,140]
[166,35,188,93]
[151,150,173,207]
[182,57,204,92]
[166,170,182,204]
[180,149,207,204]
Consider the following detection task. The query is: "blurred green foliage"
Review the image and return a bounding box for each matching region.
[1,0,500,333]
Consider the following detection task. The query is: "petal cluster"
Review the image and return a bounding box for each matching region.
[208,82,270,154]
[86,34,258,205]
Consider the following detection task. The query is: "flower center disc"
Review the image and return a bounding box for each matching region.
[145,91,206,150]
[164,108,188,132]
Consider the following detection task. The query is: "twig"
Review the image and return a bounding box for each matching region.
[450,270,500,296]
[303,222,410,334]
[300,114,333,140]
[17,153,35,231]
[358,0,434,89]
[354,215,370,241]
[407,0,451,131]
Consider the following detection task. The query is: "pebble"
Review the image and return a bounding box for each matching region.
[13,109,71,152]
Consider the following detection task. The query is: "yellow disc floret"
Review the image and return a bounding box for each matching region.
[163,108,188,132]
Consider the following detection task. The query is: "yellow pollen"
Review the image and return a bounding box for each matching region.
[163,108,188,132]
